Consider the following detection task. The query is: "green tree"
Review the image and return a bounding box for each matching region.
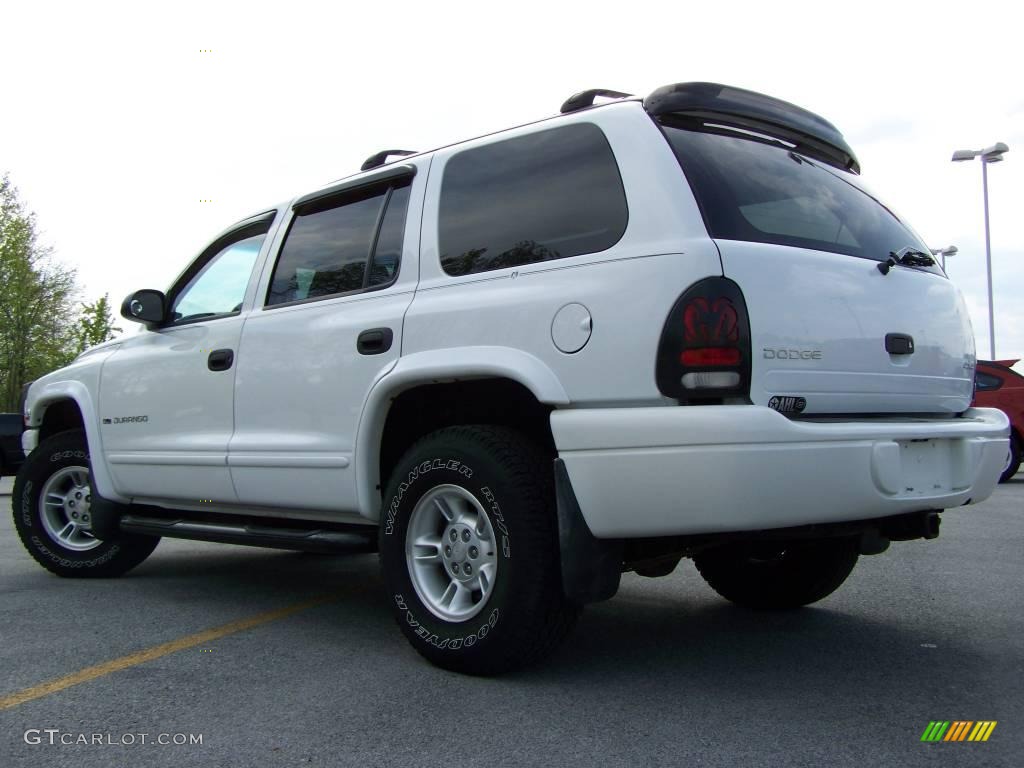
[75,293,122,354]
[0,174,80,411]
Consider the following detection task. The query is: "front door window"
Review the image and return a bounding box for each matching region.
[170,234,266,323]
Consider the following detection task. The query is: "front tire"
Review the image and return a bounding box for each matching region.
[12,429,159,578]
[694,538,859,609]
[379,425,579,675]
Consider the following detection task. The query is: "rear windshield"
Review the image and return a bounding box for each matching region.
[662,125,931,264]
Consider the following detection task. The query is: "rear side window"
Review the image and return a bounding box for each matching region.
[662,125,931,264]
[267,183,411,306]
[438,123,627,276]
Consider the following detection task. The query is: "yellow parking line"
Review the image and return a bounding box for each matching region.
[0,595,337,711]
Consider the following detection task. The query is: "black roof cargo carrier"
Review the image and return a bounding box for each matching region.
[644,82,860,174]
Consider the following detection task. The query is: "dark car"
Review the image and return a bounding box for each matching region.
[0,413,25,477]
[973,360,1023,482]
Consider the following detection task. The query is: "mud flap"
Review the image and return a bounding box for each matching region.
[87,484,126,541]
[554,458,622,604]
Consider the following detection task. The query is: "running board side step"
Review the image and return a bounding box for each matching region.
[119,514,377,554]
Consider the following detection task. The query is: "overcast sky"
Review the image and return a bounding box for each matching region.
[3,0,1022,362]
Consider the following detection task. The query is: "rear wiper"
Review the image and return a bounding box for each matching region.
[877,247,935,275]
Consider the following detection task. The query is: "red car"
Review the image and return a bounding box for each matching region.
[973,359,1023,482]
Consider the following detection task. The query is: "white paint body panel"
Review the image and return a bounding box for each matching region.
[353,345,573,519]
[228,157,430,512]
[406,103,720,408]
[99,318,244,502]
[23,359,124,502]
[553,406,1009,537]
[229,290,410,510]
[717,240,976,414]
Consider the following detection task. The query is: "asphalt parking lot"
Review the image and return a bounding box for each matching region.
[2,473,1022,767]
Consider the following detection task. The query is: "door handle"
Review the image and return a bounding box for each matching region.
[357,328,393,355]
[208,348,234,371]
[885,333,914,355]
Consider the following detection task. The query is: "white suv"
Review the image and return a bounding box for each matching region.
[14,82,1009,675]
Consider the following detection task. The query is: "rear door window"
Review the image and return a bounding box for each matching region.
[369,185,411,287]
[661,124,932,265]
[267,183,411,307]
[438,123,628,276]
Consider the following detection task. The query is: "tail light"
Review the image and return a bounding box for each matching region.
[656,277,751,403]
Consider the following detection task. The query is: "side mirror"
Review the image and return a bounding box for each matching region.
[120,289,166,325]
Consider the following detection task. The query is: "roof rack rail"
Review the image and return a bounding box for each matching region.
[360,149,417,172]
[560,89,634,114]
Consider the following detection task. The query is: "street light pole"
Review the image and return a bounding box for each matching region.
[981,159,995,360]
[952,142,1009,361]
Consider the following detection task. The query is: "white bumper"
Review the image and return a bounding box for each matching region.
[22,428,38,457]
[552,406,1009,538]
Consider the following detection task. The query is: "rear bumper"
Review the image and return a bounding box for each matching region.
[551,406,1009,538]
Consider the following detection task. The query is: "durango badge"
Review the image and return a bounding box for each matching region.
[768,396,806,413]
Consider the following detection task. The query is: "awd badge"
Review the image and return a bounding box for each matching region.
[768,396,806,413]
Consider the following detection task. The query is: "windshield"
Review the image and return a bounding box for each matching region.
[662,124,933,266]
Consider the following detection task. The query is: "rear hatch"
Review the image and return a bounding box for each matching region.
[661,123,976,415]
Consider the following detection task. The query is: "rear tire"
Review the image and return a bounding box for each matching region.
[694,538,859,609]
[12,430,159,578]
[1000,431,1021,483]
[379,425,579,675]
